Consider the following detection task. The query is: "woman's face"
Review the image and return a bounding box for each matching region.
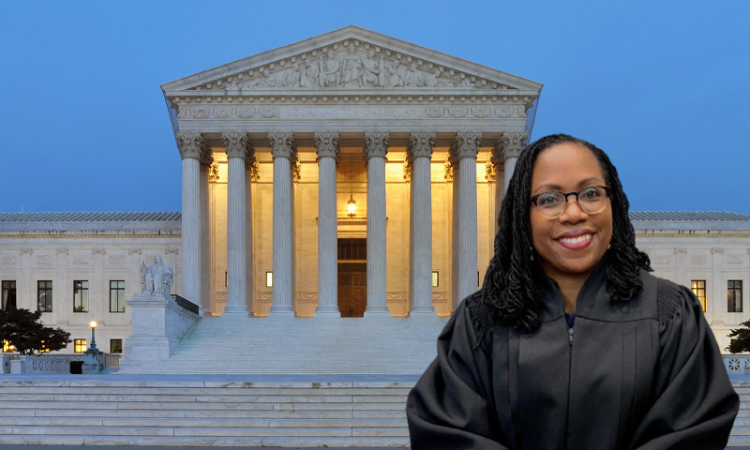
[529,142,613,284]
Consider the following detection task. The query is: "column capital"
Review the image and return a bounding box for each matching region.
[223,132,254,162]
[407,131,436,161]
[499,131,528,160]
[175,132,204,160]
[449,131,482,163]
[674,247,687,255]
[711,247,725,255]
[314,131,340,161]
[268,132,297,160]
[364,132,390,161]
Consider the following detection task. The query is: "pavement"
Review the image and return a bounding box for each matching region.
[0,447,393,450]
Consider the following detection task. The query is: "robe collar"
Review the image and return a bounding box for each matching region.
[536,256,610,323]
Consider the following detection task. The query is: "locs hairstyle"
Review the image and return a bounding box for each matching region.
[477,134,651,334]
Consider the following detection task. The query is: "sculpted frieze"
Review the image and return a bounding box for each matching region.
[191,43,509,92]
[177,104,526,121]
[178,106,280,120]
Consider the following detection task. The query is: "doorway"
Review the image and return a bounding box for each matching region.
[337,238,366,317]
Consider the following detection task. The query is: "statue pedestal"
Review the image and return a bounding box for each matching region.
[120,293,200,371]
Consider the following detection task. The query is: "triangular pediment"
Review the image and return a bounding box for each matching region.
[162,26,542,94]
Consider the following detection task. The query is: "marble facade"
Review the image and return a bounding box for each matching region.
[165,26,541,320]
[0,27,749,357]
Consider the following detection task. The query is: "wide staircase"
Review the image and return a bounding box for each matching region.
[1,376,750,447]
[0,374,414,447]
[120,316,449,375]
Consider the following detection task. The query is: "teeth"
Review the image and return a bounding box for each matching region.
[559,234,591,245]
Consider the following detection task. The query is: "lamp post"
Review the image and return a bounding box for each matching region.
[89,321,98,351]
[81,320,103,374]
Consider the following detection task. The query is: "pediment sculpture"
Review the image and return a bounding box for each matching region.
[192,44,503,92]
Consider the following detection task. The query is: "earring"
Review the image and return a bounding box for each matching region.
[530,246,535,261]
[607,244,611,250]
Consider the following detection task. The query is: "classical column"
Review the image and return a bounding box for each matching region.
[363,132,390,317]
[175,132,203,306]
[489,139,505,238]
[268,132,297,317]
[246,159,257,317]
[407,131,437,317]
[208,162,219,315]
[314,132,341,317]
[222,132,253,318]
[501,131,528,192]
[199,147,213,317]
[450,131,482,309]
[711,247,724,321]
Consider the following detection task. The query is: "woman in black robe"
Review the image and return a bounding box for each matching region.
[406,134,739,449]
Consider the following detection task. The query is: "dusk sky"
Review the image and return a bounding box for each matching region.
[1,1,748,214]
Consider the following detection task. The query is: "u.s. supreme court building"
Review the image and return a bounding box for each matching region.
[1,26,749,361]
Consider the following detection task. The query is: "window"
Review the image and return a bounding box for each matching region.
[73,280,89,313]
[37,280,53,312]
[691,280,706,312]
[266,271,273,287]
[2,281,16,311]
[432,271,439,288]
[110,280,125,313]
[728,280,743,313]
[74,339,87,353]
[110,339,123,354]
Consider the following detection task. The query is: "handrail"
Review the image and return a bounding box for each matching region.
[171,294,199,315]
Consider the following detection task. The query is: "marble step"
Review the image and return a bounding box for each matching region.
[732,426,750,436]
[0,401,406,412]
[0,394,408,404]
[0,408,407,419]
[0,435,411,447]
[0,386,412,396]
[0,417,407,430]
[1,425,409,438]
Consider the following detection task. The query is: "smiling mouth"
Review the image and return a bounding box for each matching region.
[556,233,594,250]
[559,234,592,245]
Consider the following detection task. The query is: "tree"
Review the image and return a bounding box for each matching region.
[0,308,71,355]
[727,319,750,353]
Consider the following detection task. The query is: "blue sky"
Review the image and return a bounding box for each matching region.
[1,1,748,214]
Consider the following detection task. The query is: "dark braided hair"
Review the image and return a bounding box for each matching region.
[478,134,651,334]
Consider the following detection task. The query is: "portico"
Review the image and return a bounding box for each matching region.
[164,26,542,318]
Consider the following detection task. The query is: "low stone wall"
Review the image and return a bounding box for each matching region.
[119,293,200,372]
[2,353,121,374]
[724,354,750,374]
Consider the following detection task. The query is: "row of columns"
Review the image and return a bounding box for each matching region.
[175,130,528,318]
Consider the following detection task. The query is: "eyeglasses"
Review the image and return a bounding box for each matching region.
[530,185,611,219]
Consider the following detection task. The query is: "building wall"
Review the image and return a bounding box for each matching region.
[0,229,181,353]
[637,233,750,351]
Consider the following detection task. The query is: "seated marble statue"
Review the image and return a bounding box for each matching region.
[140,255,174,297]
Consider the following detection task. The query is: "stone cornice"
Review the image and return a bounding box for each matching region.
[407,131,435,161]
[314,132,340,161]
[363,132,390,160]
[168,96,532,124]
[449,131,482,163]
[0,231,181,239]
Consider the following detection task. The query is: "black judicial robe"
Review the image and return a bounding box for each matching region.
[406,263,739,449]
